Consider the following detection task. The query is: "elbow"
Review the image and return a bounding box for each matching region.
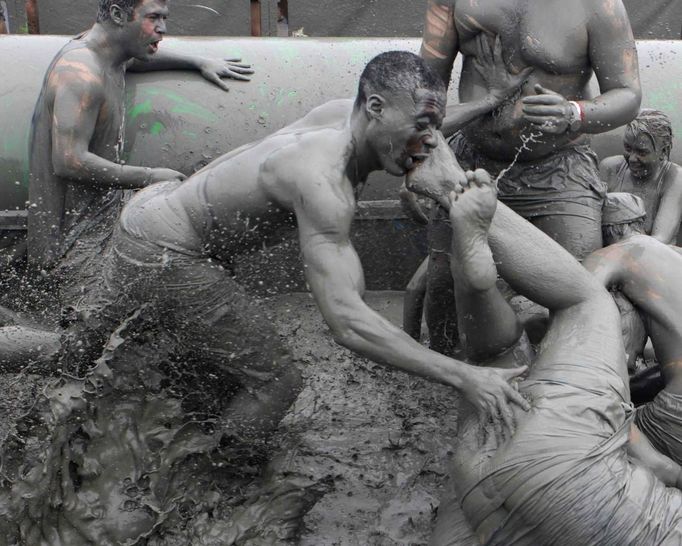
[622,86,642,124]
[52,153,86,180]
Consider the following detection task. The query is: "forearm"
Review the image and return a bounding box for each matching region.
[441,95,498,137]
[651,199,682,244]
[629,423,682,487]
[56,152,150,189]
[576,87,641,134]
[333,306,469,389]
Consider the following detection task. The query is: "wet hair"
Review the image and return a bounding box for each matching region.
[97,0,143,22]
[626,109,674,160]
[602,219,645,243]
[354,51,446,108]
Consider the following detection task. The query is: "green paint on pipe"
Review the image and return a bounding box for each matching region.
[129,99,154,119]
[150,121,165,135]
[140,88,217,122]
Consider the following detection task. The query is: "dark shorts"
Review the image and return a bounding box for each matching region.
[636,389,682,466]
[449,132,606,221]
[90,226,292,393]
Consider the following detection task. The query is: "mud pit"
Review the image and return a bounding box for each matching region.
[0,290,469,545]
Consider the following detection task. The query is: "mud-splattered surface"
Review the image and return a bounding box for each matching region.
[269,292,461,545]
[0,290,466,545]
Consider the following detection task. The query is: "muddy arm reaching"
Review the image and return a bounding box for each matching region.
[128,50,254,90]
[295,186,528,424]
[50,72,184,188]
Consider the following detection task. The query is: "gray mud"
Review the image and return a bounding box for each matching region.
[0,291,466,545]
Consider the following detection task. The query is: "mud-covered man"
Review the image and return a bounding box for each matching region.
[585,192,682,468]
[418,0,642,354]
[71,52,529,460]
[28,0,253,305]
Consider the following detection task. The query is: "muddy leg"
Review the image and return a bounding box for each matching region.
[448,172,523,363]
[425,251,458,354]
[403,256,428,341]
[0,326,61,373]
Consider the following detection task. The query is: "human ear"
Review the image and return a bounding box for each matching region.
[365,94,385,120]
[110,4,127,25]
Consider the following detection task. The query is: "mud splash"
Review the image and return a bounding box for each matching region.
[0,292,463,545]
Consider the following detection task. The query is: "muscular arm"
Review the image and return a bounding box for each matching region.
[629,422,682,488]
[581,0,641,133]
[651,168,682,244]
[50,68,151,189]
[290,168,528,422]
[599,156,624,192]
[583,247,623,288]
[127,49,253,90]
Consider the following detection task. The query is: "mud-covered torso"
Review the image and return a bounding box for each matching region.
[123,107,356,264]
[454,0,594,161]
[29,38,126,268]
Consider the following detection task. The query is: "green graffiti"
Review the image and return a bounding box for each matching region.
[128,100,153,120]
[129,89,217,122]
[149,121,165,136]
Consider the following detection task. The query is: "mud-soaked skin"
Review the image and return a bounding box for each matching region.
[421,0,641,162]
[601,147,682,244]
[28,0,253,272]
[406,153,682,545]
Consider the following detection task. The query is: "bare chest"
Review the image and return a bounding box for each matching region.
[455,0,590,73]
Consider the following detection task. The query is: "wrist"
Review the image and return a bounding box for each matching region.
[567,100,584,133]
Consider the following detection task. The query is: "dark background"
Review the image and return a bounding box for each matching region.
[2,0,681,39]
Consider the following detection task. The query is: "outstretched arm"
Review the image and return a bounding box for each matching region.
[294,181,529,428]
[652,170,682,244]
[127,49,254,91]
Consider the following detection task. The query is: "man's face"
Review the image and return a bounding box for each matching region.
[370,88,445,177]
[623,128,664,181]
[124,0,169,60]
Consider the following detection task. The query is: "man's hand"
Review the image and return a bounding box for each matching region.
[522,84,573,134]
[461,364,530,439]
[472,35,533,106]
[198,57,255,91]
[148,167,186,184]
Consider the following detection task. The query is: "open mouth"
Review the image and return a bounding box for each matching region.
[403,153,430,171]
[148,40,161,54]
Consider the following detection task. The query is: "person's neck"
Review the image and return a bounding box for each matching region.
[631,160,667,185]
[346,107,380,188]
[84,22,131,68]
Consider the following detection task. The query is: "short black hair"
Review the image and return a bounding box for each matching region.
[355,51,446,108]
[602,219,645,243]
[626,109,674,160]
[97,0,143,22]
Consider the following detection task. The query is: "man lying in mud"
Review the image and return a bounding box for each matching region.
[584,193,682,468]
[417,0,641,355]
[402,138,682,546]
[28,0,253,306]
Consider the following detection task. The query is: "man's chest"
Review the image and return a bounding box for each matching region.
[454,0,590,73]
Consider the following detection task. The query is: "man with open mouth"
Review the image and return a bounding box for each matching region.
[28,0,254,310]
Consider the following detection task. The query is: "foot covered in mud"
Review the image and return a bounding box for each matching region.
[404,131,467,208]
[447,169,499,291]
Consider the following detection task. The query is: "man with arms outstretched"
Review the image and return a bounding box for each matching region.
[28,0,253,305]
[417,0,642,354]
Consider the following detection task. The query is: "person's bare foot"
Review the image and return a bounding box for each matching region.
[405,132,467,208]
[448,169,499,291]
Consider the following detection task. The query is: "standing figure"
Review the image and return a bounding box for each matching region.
[403,141,682,546]
[28,0,253,307]
[601,109,682,244]
[418,0,641,354]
